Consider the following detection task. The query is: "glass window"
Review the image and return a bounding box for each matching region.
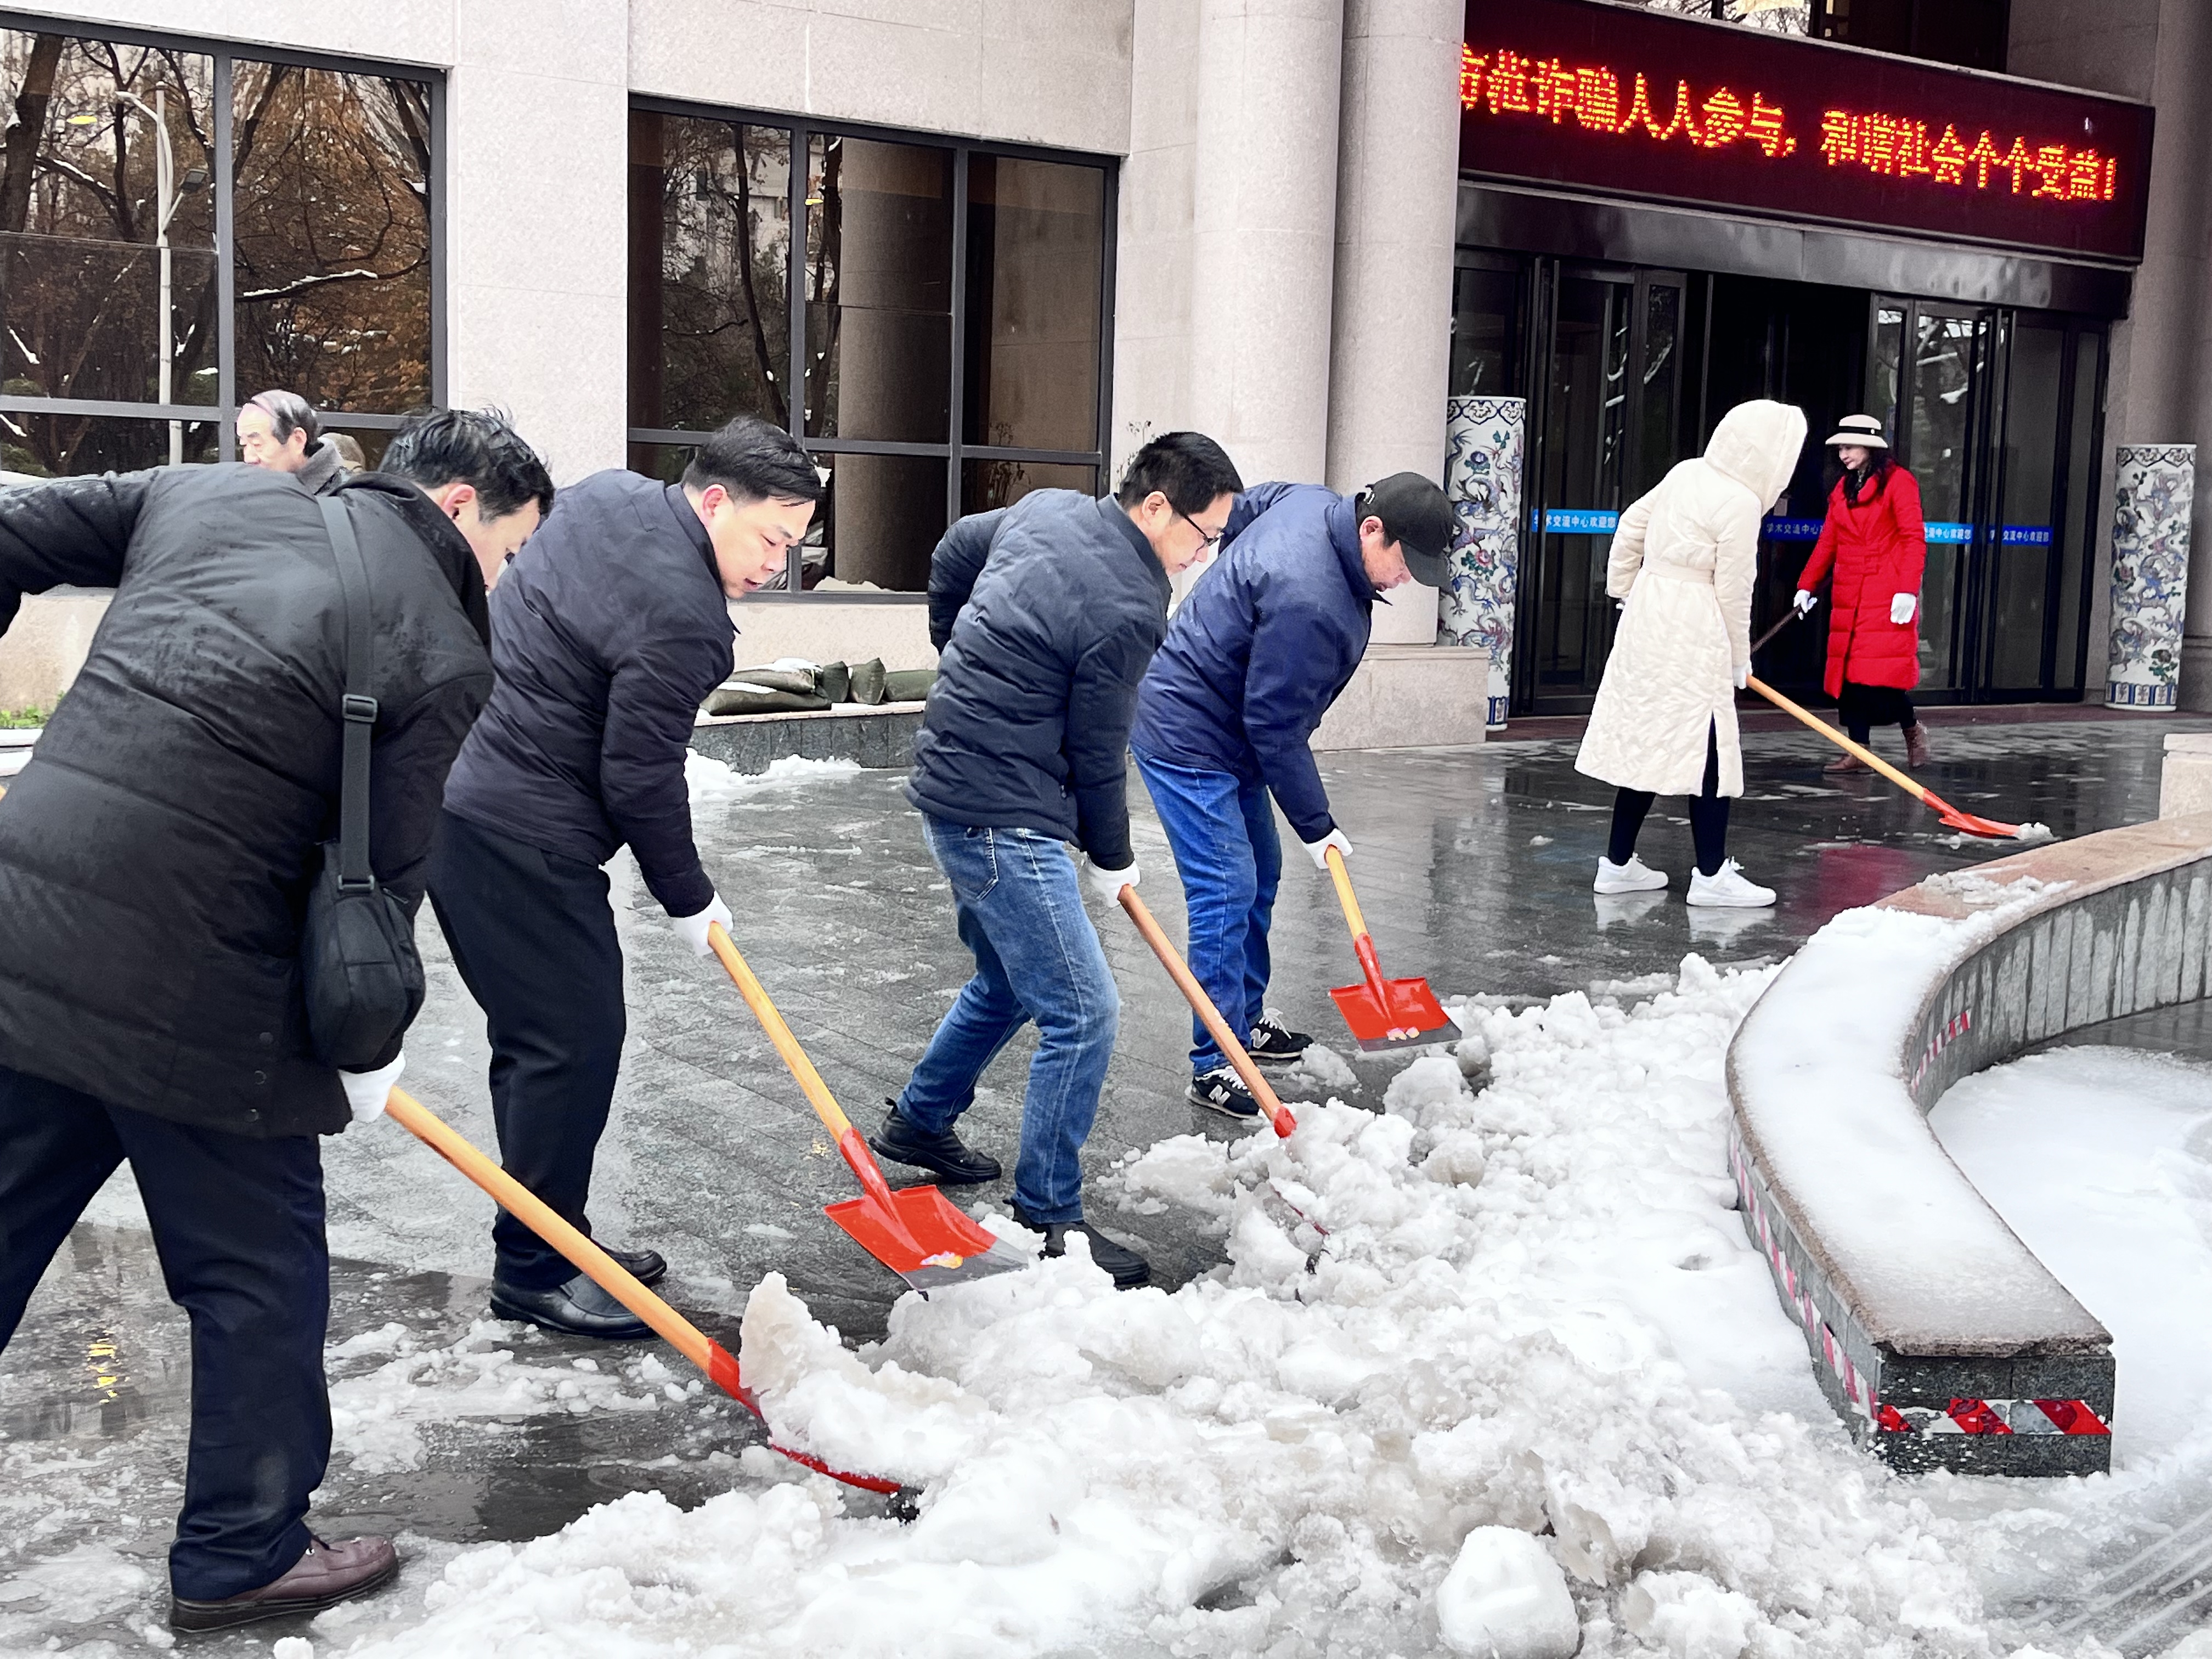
[962,155,1102,452]
[627,105,1114,598]
[1449,266,1519,396]
[961,458,1096,515]
[0,31,217,409]
[630,111,792,432]
[0,22,441,479]
[231,61,432,413]
[810,452,947,592]
[2054,330,2103,692]
[805,136,953,443]
[1989,321,2065,690]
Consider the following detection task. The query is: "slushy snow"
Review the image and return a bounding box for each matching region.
[686,751,862,803]
[324,956,2059,1659]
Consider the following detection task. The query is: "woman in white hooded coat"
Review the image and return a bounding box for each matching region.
[1575,398,1808,908]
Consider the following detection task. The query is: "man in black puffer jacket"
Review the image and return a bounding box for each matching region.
[430,415,822,1340]
[873,432,1243,1290]
[0,410,552,1633]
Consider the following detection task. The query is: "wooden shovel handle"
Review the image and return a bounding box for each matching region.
[385,1088,719,1375]
[1117,887,1295,1138]
[1745,675,1938,804]
[1322,844,1368,941]
[708,922,854,1141]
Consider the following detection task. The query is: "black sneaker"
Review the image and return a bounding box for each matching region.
[1247,1009,1311,1065]
[868,1103,1003,1185]
[1187,1066,1259,1119]
[1009,1203,1149,1289]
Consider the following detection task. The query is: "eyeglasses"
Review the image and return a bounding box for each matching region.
[1176,509,1223,550]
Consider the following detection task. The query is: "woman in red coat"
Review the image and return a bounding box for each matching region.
[1794,414,1931,772]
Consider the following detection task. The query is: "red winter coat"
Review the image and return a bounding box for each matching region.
[1798,464,1927,697]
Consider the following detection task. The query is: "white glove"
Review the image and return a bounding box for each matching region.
[1891,592,1917,625]
[670,893,733,957]
[340,1053,405,1125]
[1734,662,1750,690]
[1304,827,1353,871]
[1792,589,1819,616]
[1085,858,1137,904]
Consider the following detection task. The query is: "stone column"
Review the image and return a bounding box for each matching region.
[1325,0,1462,645]
[1189,0,1346,490]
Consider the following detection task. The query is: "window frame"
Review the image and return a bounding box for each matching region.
[0,10,445,466]
[628,95,1119,603]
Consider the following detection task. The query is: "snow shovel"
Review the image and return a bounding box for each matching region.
[706,923,1030,1294]
[382,1087,909,1501]
[1321,845,1462,1054]
[1744,675,2046,842]
[1116,887,1296,1139]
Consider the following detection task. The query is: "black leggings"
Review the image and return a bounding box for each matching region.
[1608,721,1729,878]
[1838,681,1916,746]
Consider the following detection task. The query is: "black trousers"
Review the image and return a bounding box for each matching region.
[1838,680,1917,744]
[0,1065,328,1601]
[1608,720,1730,878]
[427,811,627,1291]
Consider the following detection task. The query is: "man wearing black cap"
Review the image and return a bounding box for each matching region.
[1130,472,1453,1116]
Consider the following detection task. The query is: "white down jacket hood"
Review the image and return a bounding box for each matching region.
[1575,398,1809,799]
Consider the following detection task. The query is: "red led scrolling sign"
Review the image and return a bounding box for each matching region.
[1457,0,2151,263]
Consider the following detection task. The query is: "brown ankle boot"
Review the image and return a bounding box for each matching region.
[1824,751,1868,775]
[1904,723,1932,768]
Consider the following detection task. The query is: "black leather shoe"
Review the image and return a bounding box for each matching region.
[489,1271,652,1340]
[869,1104,1003,1184]
[1010,1204,1149,1289]
[599,1245,667,1287]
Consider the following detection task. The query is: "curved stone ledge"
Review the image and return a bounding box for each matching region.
[1726,812,2212,1476]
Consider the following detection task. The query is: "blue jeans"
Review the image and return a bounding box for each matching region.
[899,816,1120,1223]
[1133,746,1281,1075]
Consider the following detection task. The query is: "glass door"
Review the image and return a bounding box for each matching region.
[1868,296,2106,701]
[1517,262,1684,713]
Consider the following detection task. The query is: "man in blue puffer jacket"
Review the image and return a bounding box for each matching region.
[1130,472,1454,1116]
[873,432,1244,1289]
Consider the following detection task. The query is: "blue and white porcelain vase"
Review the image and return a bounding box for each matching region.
[1440,395,1526,730]
[2107,444,2193,710]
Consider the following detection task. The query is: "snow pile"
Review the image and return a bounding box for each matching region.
[338,956,2035,1659]
[686,752,862,803]
[1729,882,2104,1351]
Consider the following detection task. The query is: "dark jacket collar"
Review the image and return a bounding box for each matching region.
[296,438,343,496]
[1101,495,1172,605]
[663,484,720,585]
[1327,493,1380,608]
[337,473,490,645]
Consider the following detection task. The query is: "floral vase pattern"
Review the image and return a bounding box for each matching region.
[2107,444,2193,710]
[1439,395,1526,730]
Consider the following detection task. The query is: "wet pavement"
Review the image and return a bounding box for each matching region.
[2,711,2207,1652]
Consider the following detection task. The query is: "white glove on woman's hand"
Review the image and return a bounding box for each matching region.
[1734,663,1750,690]
[1085,858,1137,904]
[1793,589,1819,616]
[1304,827,1354,871]
[340,1053,405,1125]
[670,893,733,957]
[1891,592,1917,625]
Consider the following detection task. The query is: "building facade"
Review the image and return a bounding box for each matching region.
[0,0,2204,718]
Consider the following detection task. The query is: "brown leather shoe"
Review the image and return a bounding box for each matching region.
[1823,751,1869,775]
[1904,723,1932,768]
[170,1534,399,1632]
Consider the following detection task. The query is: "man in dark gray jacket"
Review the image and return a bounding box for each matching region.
[0,409,552,1632]
[430,415,822,1339]
[873,432,1243,1289]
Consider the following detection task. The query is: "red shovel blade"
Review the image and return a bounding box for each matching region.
[1329,975,1463,1056]
[825,1184,1032,1294]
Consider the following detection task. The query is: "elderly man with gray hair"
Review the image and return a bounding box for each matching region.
[236,388,345,495]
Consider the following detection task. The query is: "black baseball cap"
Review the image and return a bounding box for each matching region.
[1356,472,1453,587]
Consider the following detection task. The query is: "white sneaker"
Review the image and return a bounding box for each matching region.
[1686,859,1776,909]
[1594,855,1668,894]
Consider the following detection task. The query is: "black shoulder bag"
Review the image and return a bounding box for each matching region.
[302,495,425,1069]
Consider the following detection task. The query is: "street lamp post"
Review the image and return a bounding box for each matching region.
[114,89,182,465]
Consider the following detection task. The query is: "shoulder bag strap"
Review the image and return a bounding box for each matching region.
[318,494,379,894]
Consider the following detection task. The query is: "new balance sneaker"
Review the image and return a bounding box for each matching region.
[1246,1009,1311,1065]
[1187,1066,1259,1119]
[1686,859,1776,909]
[1593,854,1668,894]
